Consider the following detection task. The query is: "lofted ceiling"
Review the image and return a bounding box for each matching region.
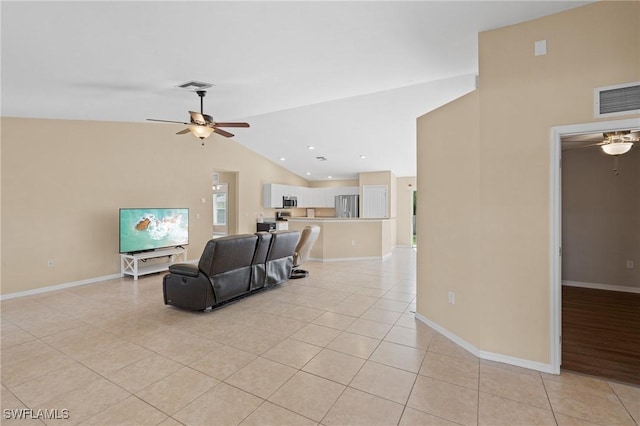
[1,1,593,180]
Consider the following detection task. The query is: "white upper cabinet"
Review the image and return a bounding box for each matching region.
[264,184,361,208]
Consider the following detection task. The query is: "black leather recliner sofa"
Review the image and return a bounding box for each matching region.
[163,230,300,311]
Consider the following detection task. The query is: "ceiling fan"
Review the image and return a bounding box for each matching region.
[147,90,249,142]
[566,130,638,156]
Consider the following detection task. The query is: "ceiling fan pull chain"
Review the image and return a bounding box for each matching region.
[612,156,619,176]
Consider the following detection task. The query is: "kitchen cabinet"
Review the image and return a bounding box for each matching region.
[263,184,286,208]
[263,184,301,208]
[263,184,360,208]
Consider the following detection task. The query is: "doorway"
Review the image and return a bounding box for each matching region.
[212,171,239,237]
[412,189,417,249]
[213,183,228,237]
[550,117,640,377]
[560,126,640,384]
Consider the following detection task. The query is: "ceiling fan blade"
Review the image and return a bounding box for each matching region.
[189,111,206,124]
[214,128,235,138]
[147,118,189,125]
[176,128,191,135]
[203,114,215,124]
[564,142,605,151]
[214,122,250,128]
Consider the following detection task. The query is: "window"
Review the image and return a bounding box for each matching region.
[213,184,228,227]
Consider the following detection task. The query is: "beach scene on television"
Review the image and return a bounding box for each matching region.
[120,208,189,253]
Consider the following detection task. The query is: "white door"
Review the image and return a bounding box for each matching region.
[362,185,388,218]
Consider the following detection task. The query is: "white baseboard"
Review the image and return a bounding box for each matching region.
[1,258,200,301]
[0,273,122,300]
[415,313,556,374]
[562,280,640,294]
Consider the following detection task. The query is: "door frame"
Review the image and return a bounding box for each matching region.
[549,117,640,374]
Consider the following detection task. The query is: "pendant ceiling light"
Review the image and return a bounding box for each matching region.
[189,125,214,140]
[600,131,635,156]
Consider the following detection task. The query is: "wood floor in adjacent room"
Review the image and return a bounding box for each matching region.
[562,285,640,386]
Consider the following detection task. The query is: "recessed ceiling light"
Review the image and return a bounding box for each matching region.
[360,155,366,159]
[328,176,333,179]
[306,172,311,176]
[280,157,286,161]
[308,146,315,150]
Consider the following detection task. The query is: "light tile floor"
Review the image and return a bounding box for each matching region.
[1,248,638,425]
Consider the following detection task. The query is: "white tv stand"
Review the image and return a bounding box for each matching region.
[120,247,187,280]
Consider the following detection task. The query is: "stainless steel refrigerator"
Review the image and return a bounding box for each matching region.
[335,195,359,218]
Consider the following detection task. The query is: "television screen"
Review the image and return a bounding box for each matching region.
[119,208,189,254]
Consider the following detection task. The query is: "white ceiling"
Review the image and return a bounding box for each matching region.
[1,1,593,180]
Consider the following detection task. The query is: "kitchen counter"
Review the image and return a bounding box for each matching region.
[287,217,394,261]
[288,217,389,221]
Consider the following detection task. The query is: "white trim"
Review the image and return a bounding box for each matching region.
[550,117,640,376]
[0,258,200,301]
[415,313,479,356]
[415,313,555,374]
[478,349,556,374]
[563,280,640,294]
[0,273,122,300]
[550,125,563,375]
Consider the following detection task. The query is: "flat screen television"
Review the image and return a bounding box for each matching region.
[119,208,189,254]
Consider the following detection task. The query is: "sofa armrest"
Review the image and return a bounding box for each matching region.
[168,263,200,277]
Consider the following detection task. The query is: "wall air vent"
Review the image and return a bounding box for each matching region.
[177,81,213,90]
[594,81,640,118]
[316,156,328,161]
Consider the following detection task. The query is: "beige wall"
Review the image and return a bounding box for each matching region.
[562,147,640,288]
[417,91,482,346]
[309,179,359,188]
[416,1,640,364]
[0,118,308,295]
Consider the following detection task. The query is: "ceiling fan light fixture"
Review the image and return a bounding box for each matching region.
[189,125,214,140]
[601,142,633,156]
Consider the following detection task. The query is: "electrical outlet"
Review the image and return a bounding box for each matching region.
[448,291,455,304]
[47,259,54,267]
[627,260,634,269]
[351,240,356,246]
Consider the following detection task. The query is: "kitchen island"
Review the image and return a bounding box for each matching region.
[287,217,395,261]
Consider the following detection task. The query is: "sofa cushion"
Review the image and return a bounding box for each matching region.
[198,234,258,277]
[168,263,200,277]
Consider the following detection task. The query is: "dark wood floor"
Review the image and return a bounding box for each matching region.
[562,285,640,385]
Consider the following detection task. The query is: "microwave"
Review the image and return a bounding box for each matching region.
[282,196,297,208]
